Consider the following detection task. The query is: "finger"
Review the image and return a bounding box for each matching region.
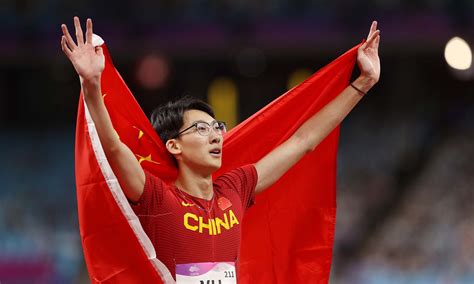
[366,30,380,48]
[61,24,77,50]
[61,32,75,52]
[61,36,73,57]
[86,18,93,45]
[95,46,103,57]
[375,35,380,49]
[74,16,85,46]
[358,39,368,54]
[366,20,378,40]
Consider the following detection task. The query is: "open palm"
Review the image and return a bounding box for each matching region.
[61,17,104,82]
[357,21,381,83]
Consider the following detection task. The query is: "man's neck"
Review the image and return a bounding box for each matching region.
[175,165,214,200]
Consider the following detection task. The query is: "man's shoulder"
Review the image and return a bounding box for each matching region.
[216,164,256,177]
[214,164,256,188]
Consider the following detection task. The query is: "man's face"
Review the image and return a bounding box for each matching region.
[173,109,223,174]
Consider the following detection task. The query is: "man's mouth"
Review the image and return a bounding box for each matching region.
[209,149,222,157]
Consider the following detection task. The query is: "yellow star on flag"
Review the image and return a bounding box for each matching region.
[132,126,144,139]
[135,154,160,165]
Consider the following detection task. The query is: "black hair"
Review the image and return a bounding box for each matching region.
[150,96,215,144]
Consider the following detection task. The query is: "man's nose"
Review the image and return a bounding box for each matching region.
[209,130,221,144]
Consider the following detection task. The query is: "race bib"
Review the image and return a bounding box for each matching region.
[176,262,236,284]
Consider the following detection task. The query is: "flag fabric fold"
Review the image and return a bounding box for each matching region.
[75,42,359,283]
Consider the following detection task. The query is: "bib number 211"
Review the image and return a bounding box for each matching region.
[176,262,237,284]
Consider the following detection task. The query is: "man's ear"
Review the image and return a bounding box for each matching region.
[165,139,182,156]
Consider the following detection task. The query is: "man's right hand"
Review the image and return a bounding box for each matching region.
[62,17,145,203]
[61,17,104,83]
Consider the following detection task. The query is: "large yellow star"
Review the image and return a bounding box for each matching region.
[135,154,160,165]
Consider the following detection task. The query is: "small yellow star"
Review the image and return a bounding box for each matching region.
[135,154,160,165]
[132,126,144,139]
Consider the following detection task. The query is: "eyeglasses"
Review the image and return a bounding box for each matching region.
[174,120,227,138]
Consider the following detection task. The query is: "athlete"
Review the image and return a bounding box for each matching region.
[61,17,380,280]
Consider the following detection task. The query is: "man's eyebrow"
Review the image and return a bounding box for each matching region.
[191,119,217,124]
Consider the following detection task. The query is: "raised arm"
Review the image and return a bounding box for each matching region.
[61,17,145,202]
[255,21,381,193]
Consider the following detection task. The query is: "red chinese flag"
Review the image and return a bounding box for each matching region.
[75,37,359,283]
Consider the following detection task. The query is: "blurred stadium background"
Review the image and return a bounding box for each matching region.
[0,0,473,283]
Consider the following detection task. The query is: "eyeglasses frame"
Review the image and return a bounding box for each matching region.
[173,120,227,139]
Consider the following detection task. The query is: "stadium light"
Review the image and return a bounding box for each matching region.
[444,37,472,70]
[208,77,238,129]
[287,68,313,90]
[136,53,169,90]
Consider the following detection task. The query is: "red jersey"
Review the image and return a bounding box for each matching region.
[131,164,258,278]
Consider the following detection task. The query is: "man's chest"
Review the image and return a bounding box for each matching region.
[143,190,242,244]
[181,205,241,237]
[165,193,243,237]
